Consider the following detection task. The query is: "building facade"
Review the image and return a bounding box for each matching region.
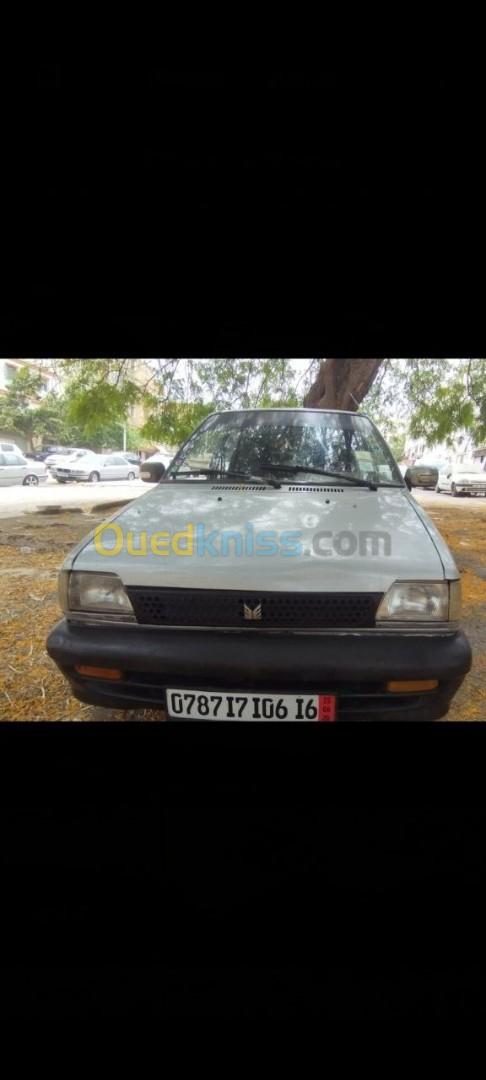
[0,358,58,398]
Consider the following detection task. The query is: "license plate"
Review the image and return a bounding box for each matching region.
[166,689,336,721]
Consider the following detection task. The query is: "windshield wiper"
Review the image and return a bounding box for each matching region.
[170,468,281,489]
[257,463,378,491]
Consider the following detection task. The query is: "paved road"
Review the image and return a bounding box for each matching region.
[0,475,147,517]
[413,488,486,511]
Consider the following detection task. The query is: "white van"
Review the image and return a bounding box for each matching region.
[47,408,472,721]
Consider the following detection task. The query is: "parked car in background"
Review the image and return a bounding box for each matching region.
[44,447,92,468]
[0,440,28,458]
[436,461,486,496]
[33,445,69,462]
[405,461,439,490]
[121,452,141,466]
[0,451,48,486]
[52,452,140,483]
[140,450,174,483]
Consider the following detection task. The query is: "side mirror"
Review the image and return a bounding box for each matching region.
[141,461,166,483]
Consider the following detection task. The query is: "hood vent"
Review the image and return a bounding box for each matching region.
[210,484,345,493]
[287,486,345,493]
[210,484,268,491]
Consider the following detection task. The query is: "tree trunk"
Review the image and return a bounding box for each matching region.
[303,358,384,411]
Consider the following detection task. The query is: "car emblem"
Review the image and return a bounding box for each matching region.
[243,602,263,621]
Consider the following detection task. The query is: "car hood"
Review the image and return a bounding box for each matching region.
[66,483,455,592]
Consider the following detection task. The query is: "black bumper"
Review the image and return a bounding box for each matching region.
[46,619,472,721]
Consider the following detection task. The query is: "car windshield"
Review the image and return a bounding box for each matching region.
[166,410,404,486]
[458,464,483,474]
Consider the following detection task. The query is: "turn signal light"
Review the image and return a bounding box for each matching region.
[387,679,438,693]
[75,665,123,681]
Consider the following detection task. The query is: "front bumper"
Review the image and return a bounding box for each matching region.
[46,619,472,721]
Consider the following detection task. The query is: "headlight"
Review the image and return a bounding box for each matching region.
[376,581,460,623]
[59,571,134,615]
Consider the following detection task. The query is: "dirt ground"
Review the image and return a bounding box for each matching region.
[0,500,485,721]
[420,501,486,720]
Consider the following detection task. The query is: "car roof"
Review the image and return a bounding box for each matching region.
[203,407,373,419]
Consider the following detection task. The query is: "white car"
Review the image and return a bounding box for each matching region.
[436,461,486,497]
[47,407,472,721]
[44,448,90,468]
[0,450,48,486]
[52,452,140,483]
[0,440,28,458]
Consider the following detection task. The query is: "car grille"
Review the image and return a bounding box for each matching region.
[125,587,383,628]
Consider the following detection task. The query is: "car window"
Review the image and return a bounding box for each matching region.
[3,453,25,465]
[112,455,128,465]
[1,443,15,452]
[0,454,6,466]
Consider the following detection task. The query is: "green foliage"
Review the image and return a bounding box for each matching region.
[190,358,302,410]
[141,401,215,446]
[0,370,66,450]
[55,358,309,449]
[60,359,142,436]
[363,358,486,451]
[387,430,406,461]
[9,358,484,460]
[406,359,486,447]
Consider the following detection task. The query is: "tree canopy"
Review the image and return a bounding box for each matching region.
[55,358,309,447]
[0,368,67,450]
[3,358,485,455]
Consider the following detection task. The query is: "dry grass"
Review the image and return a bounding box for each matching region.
[0,546,92,720]
[0,517,167,721]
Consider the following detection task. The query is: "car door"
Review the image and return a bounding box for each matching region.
[111,454,130,479]
[446,469,455,491]
[0,452,13,484]
[0,451,28,485]
[100,455,118,480]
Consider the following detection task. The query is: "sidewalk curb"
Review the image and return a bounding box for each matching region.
[24,498,133,517]
[89,499,133,513]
